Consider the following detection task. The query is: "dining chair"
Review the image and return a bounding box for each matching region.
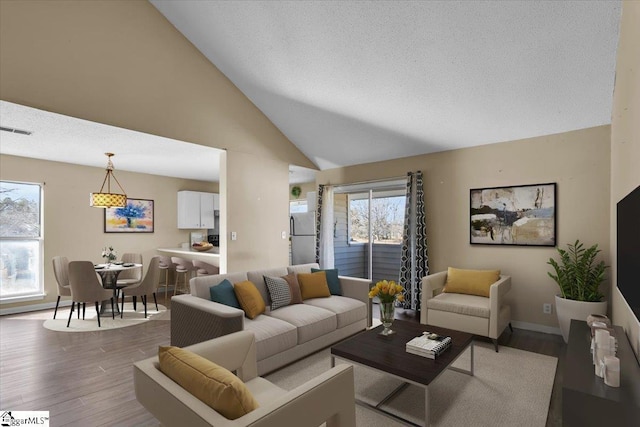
[116,253,143,287]
[157,256,174,306]
[120,257,161,318]
[52,256,72,319]
[67,261,115,327]
[171,257,194,296]
[192,259,219,277]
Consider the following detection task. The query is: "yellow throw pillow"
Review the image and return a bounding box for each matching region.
[443,267,501,297]
[158,346,259,420]
[233,281,266,319]
[297,271,331,300]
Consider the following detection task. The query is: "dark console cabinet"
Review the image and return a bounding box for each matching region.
[563,320,640,426]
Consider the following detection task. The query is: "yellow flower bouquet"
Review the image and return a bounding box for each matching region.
[368,279,404,304]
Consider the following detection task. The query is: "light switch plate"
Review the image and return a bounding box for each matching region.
[281,231,287,239]
[231,231,237,241]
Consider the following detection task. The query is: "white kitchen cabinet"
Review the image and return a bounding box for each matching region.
[177,191,219,229]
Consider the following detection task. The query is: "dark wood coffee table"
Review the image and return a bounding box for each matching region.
[331,319,474,426]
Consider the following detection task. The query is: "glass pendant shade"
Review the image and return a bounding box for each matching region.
[90,153,127,208]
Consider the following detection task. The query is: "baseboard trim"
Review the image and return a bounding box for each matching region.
[511,320,561,336]
[0,299,72,316]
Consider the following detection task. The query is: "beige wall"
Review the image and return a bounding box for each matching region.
[317,126,611,331]
[611,1,640,356]
[0,0,315,278]
[0,154,217,311]
[221,150,290,273]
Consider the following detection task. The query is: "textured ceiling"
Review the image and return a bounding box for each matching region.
[0,101,222,182]
[0,1,622,183]
[152,0,622,170]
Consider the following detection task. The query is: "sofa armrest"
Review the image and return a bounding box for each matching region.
[420,271,448,324]
[184,330,258,381]
[171,294,244,348]
[241,364,356,427]
[339,275,373,327]
[489,275,512,335]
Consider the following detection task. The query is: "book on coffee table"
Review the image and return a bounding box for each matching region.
[406,332,452,358]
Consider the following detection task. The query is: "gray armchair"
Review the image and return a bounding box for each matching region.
[134,331,356,427]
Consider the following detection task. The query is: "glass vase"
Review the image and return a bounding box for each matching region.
[379,302,396,336]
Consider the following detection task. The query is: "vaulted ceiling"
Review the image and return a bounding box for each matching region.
[0,1,622,182]
[151,1,622,170]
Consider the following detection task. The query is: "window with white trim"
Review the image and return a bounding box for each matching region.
[0,181,43,300]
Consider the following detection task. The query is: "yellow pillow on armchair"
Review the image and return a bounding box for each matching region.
[443,267,500,297]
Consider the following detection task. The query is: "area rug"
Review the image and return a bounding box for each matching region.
[42,302,169,332]
[265,341,557,427]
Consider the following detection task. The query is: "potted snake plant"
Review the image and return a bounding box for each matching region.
[547,239,608,343]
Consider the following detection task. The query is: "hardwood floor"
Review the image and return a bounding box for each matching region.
[0,301,565,427]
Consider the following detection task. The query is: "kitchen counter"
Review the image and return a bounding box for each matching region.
[157,247,220,267]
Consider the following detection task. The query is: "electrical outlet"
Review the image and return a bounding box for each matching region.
[231,231,237,241]
[281,231,287,239]
[543,303,552,314]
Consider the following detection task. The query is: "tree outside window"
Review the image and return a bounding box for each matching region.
[0,181,43,299]
[349,195,405,244]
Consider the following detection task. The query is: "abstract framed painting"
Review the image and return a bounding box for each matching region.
[470,183,556,246]
[104,198,154,233]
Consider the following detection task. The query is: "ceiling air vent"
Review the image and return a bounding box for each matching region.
[0,126,33,135]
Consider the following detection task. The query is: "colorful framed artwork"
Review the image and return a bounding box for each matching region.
[104,198,154,233]
[470,183,556,246]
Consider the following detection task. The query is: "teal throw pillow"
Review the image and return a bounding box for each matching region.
[210,279,241,309]
[311,268,342,295]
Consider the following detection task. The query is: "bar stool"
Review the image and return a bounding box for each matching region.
[171,257,194,296]
[157,256,174,305]
[192,260,220,277]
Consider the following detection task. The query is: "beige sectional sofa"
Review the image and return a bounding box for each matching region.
[170,263,371,375]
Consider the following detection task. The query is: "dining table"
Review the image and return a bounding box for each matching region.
[94,262,142,315]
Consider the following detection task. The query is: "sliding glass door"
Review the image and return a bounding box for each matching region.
[333,179,405,282]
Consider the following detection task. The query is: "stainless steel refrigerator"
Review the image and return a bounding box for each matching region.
[290,212,316,264]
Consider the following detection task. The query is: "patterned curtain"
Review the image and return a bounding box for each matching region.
[398,171,429,311]
[315,185,324,264]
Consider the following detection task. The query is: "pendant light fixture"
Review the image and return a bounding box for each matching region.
[90,153,127,208]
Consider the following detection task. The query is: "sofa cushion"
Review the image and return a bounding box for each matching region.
[264,276,291,310]
[268,304,337,344]
[234,281,266,319]
[191,272,249,300]
[286,263,320,275]
[311,268,342,295]
[297,271,331,300]
[243,315,298,360]
[209,279,241,309]
[303,296,366,328]
[426,292,491,318]
[247,267,289,307]
[444,267,500,297]
[158,346,259,420]
[281,273,303,304]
